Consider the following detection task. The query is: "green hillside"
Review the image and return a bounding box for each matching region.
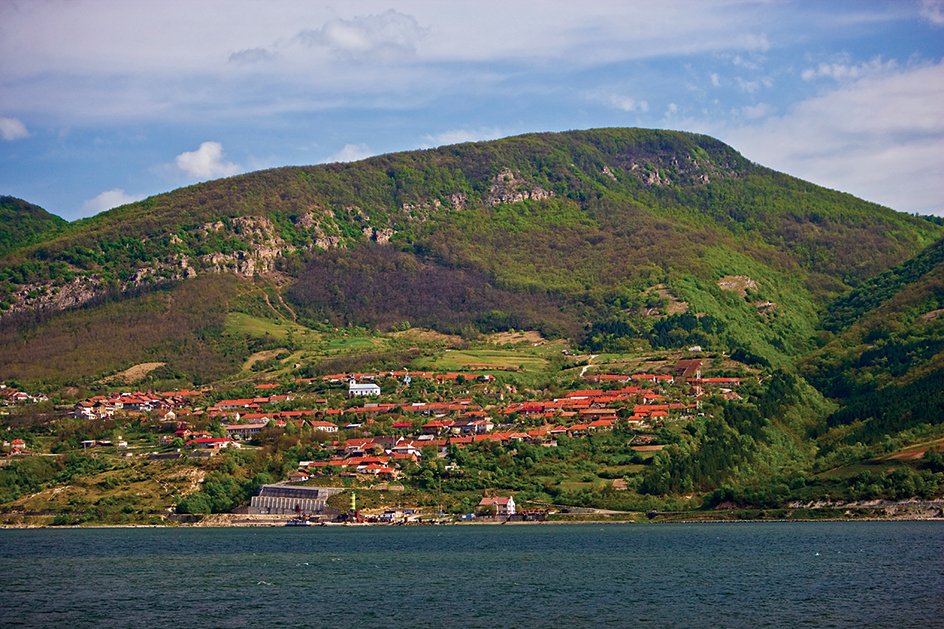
[2,128,938,385]
[0,196,68,257]
[1,128,943,522]
[802,237,944,446]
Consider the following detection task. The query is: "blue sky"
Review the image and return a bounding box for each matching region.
[1,0,942,221]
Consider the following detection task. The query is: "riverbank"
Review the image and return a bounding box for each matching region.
[2,499,942,528]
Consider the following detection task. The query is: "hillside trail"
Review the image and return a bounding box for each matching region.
[276,288,298,323]
[262,293,282,320]
[580,355,598,377]
[260,289,297,324]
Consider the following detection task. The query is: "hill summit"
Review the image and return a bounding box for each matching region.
[1,128,939,385]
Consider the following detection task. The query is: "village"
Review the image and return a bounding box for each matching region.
[2,356,744,523]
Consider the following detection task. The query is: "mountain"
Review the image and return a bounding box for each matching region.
[0,196,68,257]
[1,128,940,388]
[2,127,943,518]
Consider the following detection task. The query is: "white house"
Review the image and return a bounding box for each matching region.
[348,380,381,398]
[477,496,516,516]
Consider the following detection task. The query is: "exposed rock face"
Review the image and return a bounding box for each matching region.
[618,150,739,188]
[9,276,103,313]
[922,309,944,323]
[313,231,343,249]
[450,193,468,210]
[487,168,554,206]
[196,216,294,275]
[3,215,304,316]
[371,228,395,244]
[294,213,317,229]
[718,275,759,297]
[293,211,345,250]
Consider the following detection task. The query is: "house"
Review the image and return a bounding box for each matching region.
[186,437,237,449]
[349,380,381,398]
[224,422,269,440]
[477,496,516,516]
[463,419,494,434]
[391,441,423,457]
[309,420,339,434]
[674,359,703,378]
[214,399,258,411]
[379,509,403,522]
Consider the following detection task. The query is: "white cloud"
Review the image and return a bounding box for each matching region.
[81,189,144,214]
[735,76,772,93]
[740,103,774,119]
[608,95,650,112]
[731,54,761,70]
[720,61,944,215]
[921,0,944,25]
[228,47,278,65]
[710,73,720,87]
[735,77,760,93]
[0,117,29,140]
[297,9,427,60]
[801,56,897,81]
[324,143,374,163]
[173,142,242,179]
[0,2,788,125]
[421,128,504,148]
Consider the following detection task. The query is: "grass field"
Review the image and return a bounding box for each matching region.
[409,348,550,375]
[8,455,206,522]
[324,337,386,353]
[224,313,321,349]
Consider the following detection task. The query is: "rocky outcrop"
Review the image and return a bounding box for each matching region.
[718,275,758,297]
[195,216,294,275]
[2,215,305,317]
[293,212,344,250]
[487,168,554,206]
[618,149,740,188]
[8,276,104,314]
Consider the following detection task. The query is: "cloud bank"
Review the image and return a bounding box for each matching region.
[722,61,944,215]
[297,10,427,60]
[172,142,242,179]
[81,189,144,214]
[0,117,29,140]
[324,144,374,163]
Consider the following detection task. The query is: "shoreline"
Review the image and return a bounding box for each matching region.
[2,511,942,529]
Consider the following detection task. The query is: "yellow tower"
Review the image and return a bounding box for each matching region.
[350,491,356,512]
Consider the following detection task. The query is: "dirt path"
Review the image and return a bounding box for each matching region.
[580,355,598,377]
[262,293,283,320]
[276,289,298,323]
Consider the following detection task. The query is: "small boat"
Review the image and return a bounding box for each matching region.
[285,518,313,526]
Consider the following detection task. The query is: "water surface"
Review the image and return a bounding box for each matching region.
[1,522,940,628]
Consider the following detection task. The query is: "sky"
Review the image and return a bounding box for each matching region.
[1,0,943,221]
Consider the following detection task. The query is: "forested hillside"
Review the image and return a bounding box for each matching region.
[0,196,68,257]
[1,128,943,522]
[802,236,944,446]
[2,128,939,384]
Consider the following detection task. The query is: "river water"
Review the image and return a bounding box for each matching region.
[1,522,941,628]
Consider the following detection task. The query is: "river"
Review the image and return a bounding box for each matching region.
[1,522,940,628]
